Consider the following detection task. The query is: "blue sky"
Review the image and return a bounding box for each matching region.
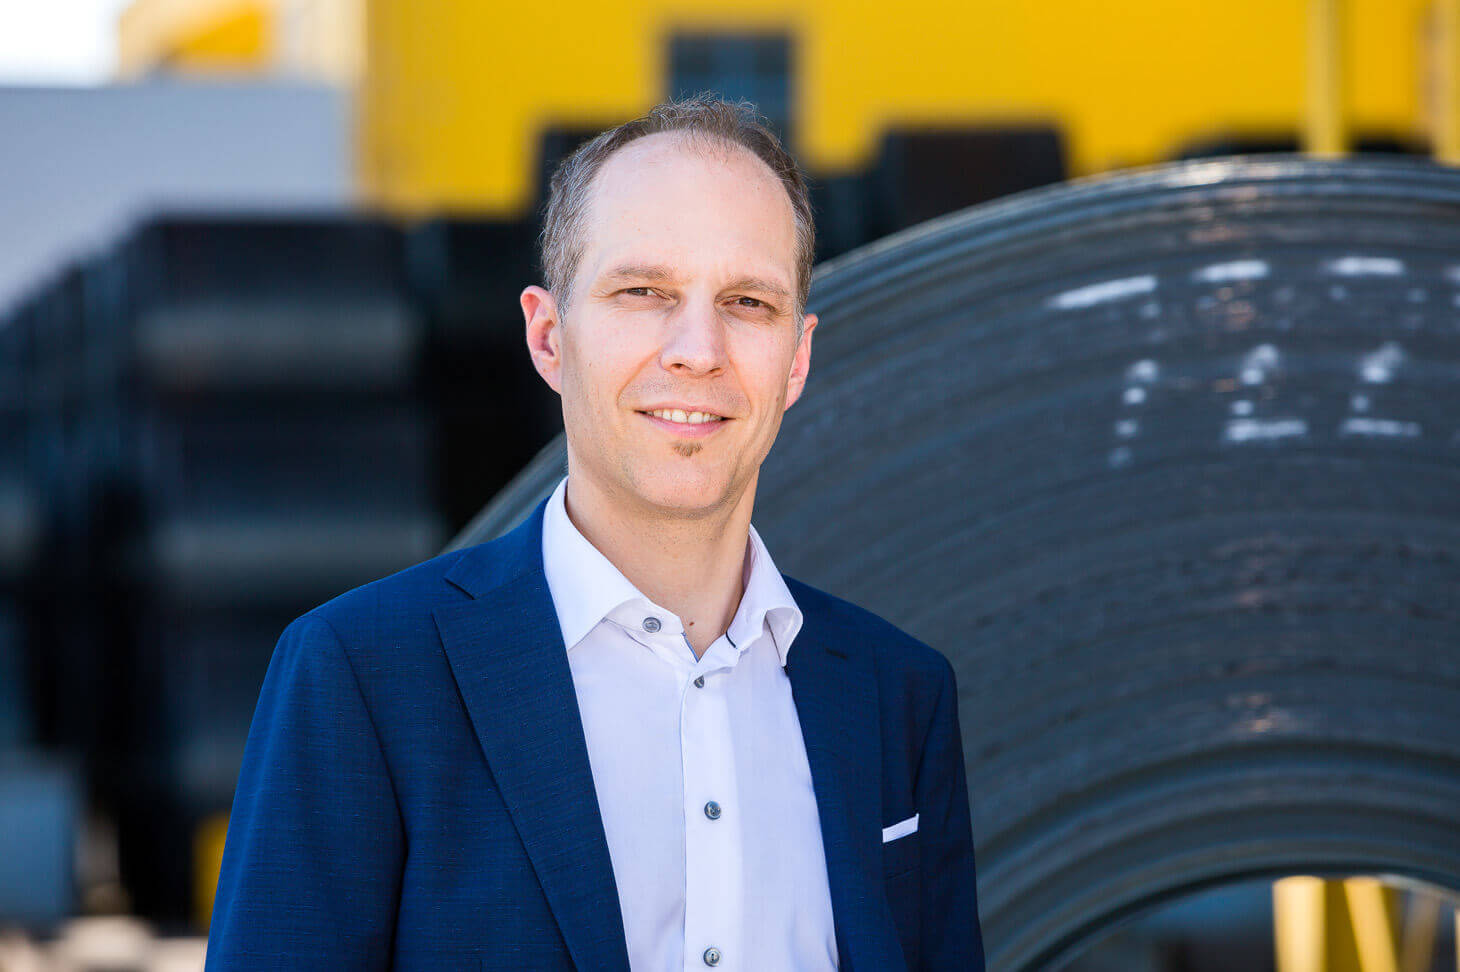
[1,1,136,85]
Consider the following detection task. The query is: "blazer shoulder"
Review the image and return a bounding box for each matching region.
[307,545,472,628]
[783,574,952,682]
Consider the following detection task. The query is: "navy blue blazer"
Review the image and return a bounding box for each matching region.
[206,500,984,971]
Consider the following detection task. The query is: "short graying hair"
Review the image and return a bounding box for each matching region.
[539,95,816,323]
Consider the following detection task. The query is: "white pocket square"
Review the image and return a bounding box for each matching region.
[882,813,919,843]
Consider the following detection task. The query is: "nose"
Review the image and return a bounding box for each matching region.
[659,294,728,376]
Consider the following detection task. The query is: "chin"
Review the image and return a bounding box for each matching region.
[630,468,735,514]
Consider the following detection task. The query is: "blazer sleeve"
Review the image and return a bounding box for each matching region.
[916,655,986,971]
[206,614,405,970]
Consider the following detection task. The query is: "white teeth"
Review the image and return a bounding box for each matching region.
[648,409,723,424]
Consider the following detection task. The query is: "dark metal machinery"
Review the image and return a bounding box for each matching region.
[0,214,562,925]
[456,156,1460,969]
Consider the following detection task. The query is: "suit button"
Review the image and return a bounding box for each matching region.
[703,947,722,966]
[704,800,721,820]
[642,617,661,633]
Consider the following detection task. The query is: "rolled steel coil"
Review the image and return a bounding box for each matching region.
[452,155,1460,969]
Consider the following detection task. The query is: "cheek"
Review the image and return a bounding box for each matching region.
[567,324,647,414]
[740,346,797,413]
[556,346,604,441]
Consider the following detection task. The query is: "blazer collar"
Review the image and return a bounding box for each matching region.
[435,503,904,972]
[434,499,632,972]
[785,579,911,972]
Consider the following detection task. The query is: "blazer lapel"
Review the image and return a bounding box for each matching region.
[786,593,910,972]
[433,504,631,972]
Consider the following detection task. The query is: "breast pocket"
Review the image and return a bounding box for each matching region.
[882,829,922,968]
[882,828,921,879]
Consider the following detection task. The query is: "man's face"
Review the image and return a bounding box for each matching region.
[523,132,816,518]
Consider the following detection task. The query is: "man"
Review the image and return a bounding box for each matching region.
[207,97,983,971]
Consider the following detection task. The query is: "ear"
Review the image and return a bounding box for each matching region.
[522,285,564,394]
[783,312,817,410]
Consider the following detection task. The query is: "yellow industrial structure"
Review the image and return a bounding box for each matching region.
[120,0,1460,216]
[120,0,364,84]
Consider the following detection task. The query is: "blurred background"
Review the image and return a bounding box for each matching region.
[3,0,1460,969]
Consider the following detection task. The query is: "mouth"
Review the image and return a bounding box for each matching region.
[636,407,731,438]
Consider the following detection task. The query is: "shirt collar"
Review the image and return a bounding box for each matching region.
[733,521,803,666]
[539,476,803,665]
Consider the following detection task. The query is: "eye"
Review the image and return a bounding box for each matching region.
[733,296,766,309]
[623,287,655,297]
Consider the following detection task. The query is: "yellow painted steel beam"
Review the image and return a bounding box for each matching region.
[1343,878,1401,972]
[1435,0,1460,164]
[1305,0,1348,156]
[1276,877,1328,972]
[194,812,230,930]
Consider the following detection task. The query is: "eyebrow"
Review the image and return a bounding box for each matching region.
[724,276,793,302]
[602,264,677,284]
[600,264,793,303]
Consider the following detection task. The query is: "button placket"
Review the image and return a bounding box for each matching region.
[680,651,741,970]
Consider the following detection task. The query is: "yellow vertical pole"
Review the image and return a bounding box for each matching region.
[194,812,230,931]
[1275,877,1328,972]
[1306,0,1347,156]
[1436,0,1460,164]
[1343,878,1401,972]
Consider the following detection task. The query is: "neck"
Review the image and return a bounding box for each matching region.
[563,469,755,659]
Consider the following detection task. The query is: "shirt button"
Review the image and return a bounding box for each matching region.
[642,617,661,633]
[704,800,721,820]
[693,675,705,688]
[703,947,722,966]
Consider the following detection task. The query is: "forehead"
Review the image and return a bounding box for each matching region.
[578,132,797,287]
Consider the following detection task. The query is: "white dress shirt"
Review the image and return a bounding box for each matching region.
[540,477,839,972]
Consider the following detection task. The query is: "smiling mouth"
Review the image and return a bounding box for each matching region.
[639,408,728,425]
